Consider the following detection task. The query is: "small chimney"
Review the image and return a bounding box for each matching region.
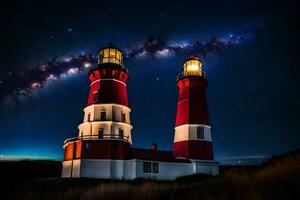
[151,143,157,151]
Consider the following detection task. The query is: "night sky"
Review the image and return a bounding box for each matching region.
[0,0,299,164]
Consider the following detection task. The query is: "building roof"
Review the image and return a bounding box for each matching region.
[128,148,191,163]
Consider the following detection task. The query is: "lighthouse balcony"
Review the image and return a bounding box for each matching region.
[63,134,129,146]
[177,71,208,81]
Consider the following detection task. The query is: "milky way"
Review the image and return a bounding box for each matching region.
[125,32,254,58]
[0,32,254,102]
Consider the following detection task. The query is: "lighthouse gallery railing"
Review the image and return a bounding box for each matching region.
[177,71,208,81]
[64,134,129,145]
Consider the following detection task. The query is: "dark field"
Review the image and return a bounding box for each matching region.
[0,150,299,200]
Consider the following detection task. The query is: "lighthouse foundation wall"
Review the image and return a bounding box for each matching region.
[61,160,81,178]
[62,159,219,180]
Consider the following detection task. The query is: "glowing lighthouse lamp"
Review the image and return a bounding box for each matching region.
[184,56,202,71]
[179,54,207,79]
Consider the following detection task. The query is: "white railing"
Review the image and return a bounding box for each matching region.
[177,71,208,81]
[63,134,129,145]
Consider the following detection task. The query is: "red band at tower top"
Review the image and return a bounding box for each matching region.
[87,44,129,106]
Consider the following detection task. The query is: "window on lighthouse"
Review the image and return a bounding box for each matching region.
[119,128,124,139]
[93,91,98,102]
[121,113,126,122]
[100,111,106,121]
[85,142,89,150]
[98,128,104,139]
[108,49,116,63]
[197,127,204,139]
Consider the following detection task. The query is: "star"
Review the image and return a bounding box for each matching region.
[84,62,91,68]
[66,27,73,33]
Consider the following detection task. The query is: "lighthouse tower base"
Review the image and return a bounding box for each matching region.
[62,149,219,180]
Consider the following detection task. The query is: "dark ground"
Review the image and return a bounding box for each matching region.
[0,150,299,200]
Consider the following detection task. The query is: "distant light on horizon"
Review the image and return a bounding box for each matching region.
[216,155,271,165]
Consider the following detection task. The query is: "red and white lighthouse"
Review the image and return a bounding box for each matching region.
[79,43,132,159]
[63,44,133,175]
[173,55,214,160]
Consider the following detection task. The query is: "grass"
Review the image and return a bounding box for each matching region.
[0,150,299,200]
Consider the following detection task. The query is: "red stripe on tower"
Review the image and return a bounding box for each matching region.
[175,77,210,126]
[87,47,129,106]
